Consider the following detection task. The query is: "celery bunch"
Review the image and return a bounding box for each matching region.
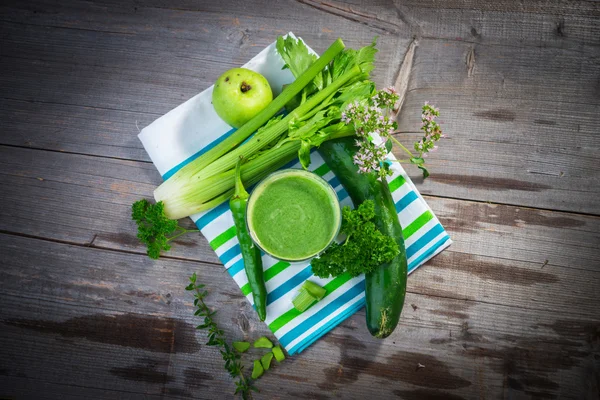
[153,36,378,220]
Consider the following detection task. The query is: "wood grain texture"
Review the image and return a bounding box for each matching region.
[1,145,599,317]
[0,0,598,213]
[1,0,600,399]
[1,233,598,399]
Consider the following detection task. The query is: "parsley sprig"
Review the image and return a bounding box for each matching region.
[131,199,196,259]
[186,273,256,399]
[311,200,399,278]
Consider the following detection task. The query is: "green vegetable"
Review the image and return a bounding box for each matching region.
[253,336,273,349]
[133,36,381,261]
[319,137,408,338]
[301,280,326,300]
[292,280,326,312]
[251,360,264,379]
[230,158,267,321]
[157,38,344,200]
[232,341,250,353]
[186,273,257,398]
[311,200,399,278]
[151,37,378,220]
[272,346,286,362]
[276,35,324,110]
[292,288,317,312]
[260,352,274,370]
[131,199,196,259]
[277,36,322,88]
[153,38,345,219]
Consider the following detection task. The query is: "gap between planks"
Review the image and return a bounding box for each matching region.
[0,374,176,399]
[0,292,181,328]
[422,194,600,219]
[1,229,596,317]
[0,143,154,165]
[0,96,163,117]
[0,228,222,268]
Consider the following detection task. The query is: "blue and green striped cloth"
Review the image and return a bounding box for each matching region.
[139,34,451,354]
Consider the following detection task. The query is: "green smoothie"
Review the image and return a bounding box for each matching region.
[247,169,341,261]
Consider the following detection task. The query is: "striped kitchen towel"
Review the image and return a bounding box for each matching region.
[138,34,452,355]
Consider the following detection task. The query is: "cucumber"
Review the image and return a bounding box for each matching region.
[319,137,407,338]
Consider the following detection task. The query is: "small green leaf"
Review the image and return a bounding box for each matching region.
[418,165,430,179]
[385,139,393,153]
[410,157,425,165]
[298,140,312,170]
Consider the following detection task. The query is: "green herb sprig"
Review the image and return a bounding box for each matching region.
[342,87,444,179]
[132,199,196,259]
[311,200,399,278]
[186,273,257,399]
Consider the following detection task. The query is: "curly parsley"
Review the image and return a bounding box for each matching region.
[311,200,399,278]
[131,199,196,259]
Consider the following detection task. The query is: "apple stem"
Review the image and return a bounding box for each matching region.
[240,82,251,93]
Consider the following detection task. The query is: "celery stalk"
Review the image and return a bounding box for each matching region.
[153,38,345,203]
[251,360,264,379]
[232,341,250,353]
[292,289,316,312]
[272,346,286,362]
[261,352,274,370]
[190,64,362,183]
[302,281,326,300]
[162,141,301,219]
[254,336,273,348]
[156,65,362,219]
[293,281,326,312]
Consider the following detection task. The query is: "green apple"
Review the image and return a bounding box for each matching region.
[212,68,273,128]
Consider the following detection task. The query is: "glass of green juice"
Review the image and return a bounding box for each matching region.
[246,169,341,262]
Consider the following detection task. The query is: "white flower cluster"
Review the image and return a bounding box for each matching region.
[342,87,399,178]
[415,102,442,156]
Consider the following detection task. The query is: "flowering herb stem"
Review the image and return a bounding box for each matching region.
[389,135,415,158]
[342,86,444,179]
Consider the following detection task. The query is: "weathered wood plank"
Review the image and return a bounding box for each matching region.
[0,376,168,400]
[392,35,600,213]
[0,97,155,162]
[1,1,598,213]
[0,2,406,113]
[1,1,600,399]
[1,145,599,320]
[1,233,597,399]
[297,0,600,47]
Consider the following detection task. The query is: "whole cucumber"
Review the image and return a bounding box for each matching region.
[319,137,407,337]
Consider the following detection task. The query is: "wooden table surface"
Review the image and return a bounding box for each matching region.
[1,1,599,399]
